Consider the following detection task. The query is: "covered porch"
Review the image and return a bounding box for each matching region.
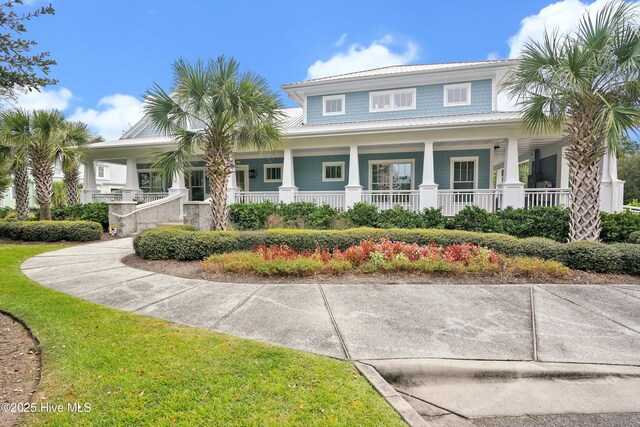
[83,136,624,216]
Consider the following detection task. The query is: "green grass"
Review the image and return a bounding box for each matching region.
[0,245,405,426]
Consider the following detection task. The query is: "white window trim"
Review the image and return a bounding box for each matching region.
[322,94,345,116]
[444,83,472,107]
[368,159,416,190]
[450,156,479,189]
[263,163,283,183]
[369,88,417,113]
[322,161,345,182]
[95,165,109,180]
[235,165,249,191]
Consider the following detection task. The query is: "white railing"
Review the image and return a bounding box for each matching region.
[362,190,420,212]
[134,192,169,203]
[295,191,346,212]
[524,188,571,208]
[624,205,640,214]
[438,189,502,216]
[92,193,122,202]
[233,191,279,204]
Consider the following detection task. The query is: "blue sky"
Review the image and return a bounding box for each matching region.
[11,0,612,140]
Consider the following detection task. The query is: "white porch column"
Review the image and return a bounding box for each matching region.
[81,159,99,203]
[559,146,570,188]
[600,148,625,212]
[168,169,189,217]
[499,138,525,208]
[279,148,297,203]
[226,160,239,206]
[419,141,438,210]
[122,158,141,202]
[344,144,362,208]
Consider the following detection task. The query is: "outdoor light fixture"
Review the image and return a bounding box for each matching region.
[249,169,257,179]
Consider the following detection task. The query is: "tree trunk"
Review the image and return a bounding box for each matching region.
[567,157,602,241]
[64,166,80,206]
[13,163,30,220]
[30,154,53,220]
[204,147,232,231]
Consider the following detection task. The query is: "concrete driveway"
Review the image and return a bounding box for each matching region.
[20,238,640,366]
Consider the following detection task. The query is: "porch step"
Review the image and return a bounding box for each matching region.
[157,219,185,227]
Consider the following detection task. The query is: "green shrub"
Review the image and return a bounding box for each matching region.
[513,237,564,260]
[497,206,569,242]
[342,202,379,227]
[448,206,504,233]
[600,211,640,243]
[48,203,109,231]
[629,231,640,244]
[304,204,339,229]
[611,243,640,275]
[0,207,13,219]
[0,220,102,242]
[420,208,447,229]
[375,205,425,228]
[558,241,621,273]
[228,201,278,230]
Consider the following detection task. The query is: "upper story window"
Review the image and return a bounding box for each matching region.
[444,83,471,107]
[369,88,416,112]
[96,165,109,179]
[323,94,345,116]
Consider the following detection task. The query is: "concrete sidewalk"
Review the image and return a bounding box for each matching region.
[20,238,640,366]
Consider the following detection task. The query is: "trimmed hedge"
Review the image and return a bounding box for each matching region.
[629,231,640,244]
[49,203,110,231]
[0,220,103,242]
[133,226,640,275]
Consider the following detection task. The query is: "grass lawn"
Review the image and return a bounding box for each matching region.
[0,244,405,426]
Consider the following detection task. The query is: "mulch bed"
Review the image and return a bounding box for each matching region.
[122,254,640,285]
[0,313,41,427]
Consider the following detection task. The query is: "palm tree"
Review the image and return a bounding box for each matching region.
[143,56,283,230]
[0,109,32,220]
[502,1,640,242]
[0,108,66,220]
[55,121,101,206]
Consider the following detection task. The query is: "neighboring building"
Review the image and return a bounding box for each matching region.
[82,59,624,219]
[0,161,126,208]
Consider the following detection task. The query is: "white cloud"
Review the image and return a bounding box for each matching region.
[333,33,348,47]
[9,87,73,111]
[508,0,612,58]
[70,94,143,141]
[307,34,419,79]
[486,52,500,60]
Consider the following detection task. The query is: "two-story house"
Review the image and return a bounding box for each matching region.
[82,59,625,222]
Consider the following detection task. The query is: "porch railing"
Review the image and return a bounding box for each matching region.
[362,190,420,212]
[524,188,571,208]
[92,193,122,203]
[134,192,169,203]
[438,189,502,216]
[624,205,640,214]
[295,191,346,212]
[233,191,279,204]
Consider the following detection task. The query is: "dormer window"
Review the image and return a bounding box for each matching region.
[370,88,416,112]
[444,83,471,107]
[322,94,345,116]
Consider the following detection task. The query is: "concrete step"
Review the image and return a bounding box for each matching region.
[157,219,185,227]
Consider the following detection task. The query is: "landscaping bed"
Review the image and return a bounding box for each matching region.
[0,313,41,427]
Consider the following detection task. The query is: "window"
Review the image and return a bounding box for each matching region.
[444,83,471,107]
[95,165,109,179]
[369,160,414,190]
[322,161,344,182]
[451,157,478,190]
[370,88,416,112]
[322,95,345,116]
[264,164,283,182]
[138,171,166,193]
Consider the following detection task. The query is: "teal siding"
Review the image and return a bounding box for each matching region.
[532,154,557,187]
[433,149,491,189]
[294,155,349,191]
[235,157,284,192]
[307,79,493,125]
